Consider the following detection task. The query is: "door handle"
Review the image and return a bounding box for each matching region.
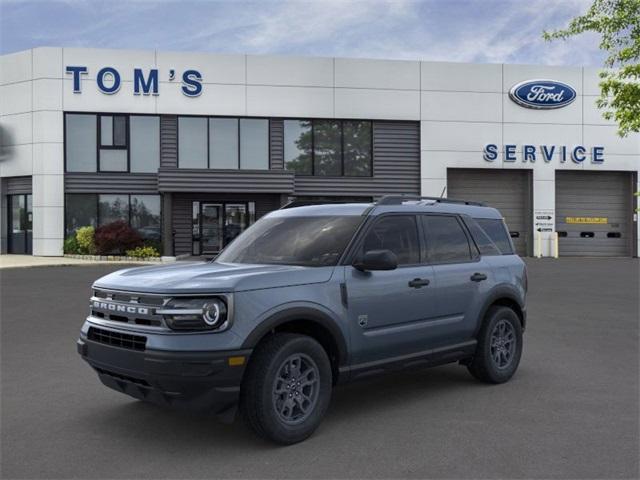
[408,278,430,288]
[470,272,488,282]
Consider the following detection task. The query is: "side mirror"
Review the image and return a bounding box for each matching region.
[353,249,398,271]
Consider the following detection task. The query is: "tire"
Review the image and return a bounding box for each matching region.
[240,333,332,444]
[467,306,523,384]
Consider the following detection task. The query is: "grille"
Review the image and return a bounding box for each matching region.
[95,367,150,386]
[90,289,167,329]
[88,327,147,351]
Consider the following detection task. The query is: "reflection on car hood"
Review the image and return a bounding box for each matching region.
[93,261,334,294]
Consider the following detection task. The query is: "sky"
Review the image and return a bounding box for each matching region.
[0,0,605,66]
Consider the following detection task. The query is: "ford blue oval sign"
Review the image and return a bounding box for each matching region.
[509,79,577,109]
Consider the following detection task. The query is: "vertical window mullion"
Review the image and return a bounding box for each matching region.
[340,120,345,176]
[237,118,241,169]
[207,118,211,169]
[311,120,315,176]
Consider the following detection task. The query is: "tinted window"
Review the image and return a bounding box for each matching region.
[343,121,371,176]
[361,216,420,265]
[240,119,268,170]
[313,121,341,176]
[476,218,514,254]
[216,215,362,267]
[130,116,160,173]
[178,117,207,168]
[65,114,97,172]
[98,195,129,226]
[284,120,312,174]
[131,195,161,244]
[210,118,238,169]
[423,215,472,263]
[65,194,97,236]
[464,218,501,256]
[99,149,127,171]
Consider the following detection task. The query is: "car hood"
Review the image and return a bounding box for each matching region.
[93,261,335,294]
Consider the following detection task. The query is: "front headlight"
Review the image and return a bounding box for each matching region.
[158,297,229,331]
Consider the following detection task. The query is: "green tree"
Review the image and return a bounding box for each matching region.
[543,0,640,136]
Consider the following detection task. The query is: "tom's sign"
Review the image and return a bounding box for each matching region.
[509,79,576,109]
[65,66,203,97]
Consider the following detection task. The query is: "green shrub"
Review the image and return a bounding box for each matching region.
[125,245,160,258]
[63,236,79,254]
[75,226,96,255]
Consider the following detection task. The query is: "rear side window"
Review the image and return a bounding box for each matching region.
[476,218,514,254]
[422,215,472,263]
[464,218,501,256]
[360,215,420,265]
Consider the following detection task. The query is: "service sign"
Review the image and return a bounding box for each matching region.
[565,217,608,224]
[509,79,577,109]
[534,209,555,232]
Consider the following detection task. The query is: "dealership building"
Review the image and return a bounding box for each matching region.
[1,47,638,258]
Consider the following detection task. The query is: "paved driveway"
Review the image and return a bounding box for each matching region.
[1,259,638,479]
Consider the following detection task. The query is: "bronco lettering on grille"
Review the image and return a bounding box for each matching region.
[92,300,149,315]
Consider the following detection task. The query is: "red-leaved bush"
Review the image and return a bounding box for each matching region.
[94,220,143,255]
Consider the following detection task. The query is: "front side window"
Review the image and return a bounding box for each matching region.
[360,215,420,265]
[423,215,472,263]
[65,114,97,172]
[216,215,362,267]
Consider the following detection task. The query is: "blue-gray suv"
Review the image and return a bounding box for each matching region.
[77,196,527,444]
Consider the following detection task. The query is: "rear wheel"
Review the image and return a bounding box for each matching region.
[240,333,332,444]
[467,306,523,384]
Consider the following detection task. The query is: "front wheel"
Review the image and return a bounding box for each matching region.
[240,333,332,444]
[467,306,523,384]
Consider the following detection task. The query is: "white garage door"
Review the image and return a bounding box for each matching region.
[556,171,634,257]
[447,169,532,256]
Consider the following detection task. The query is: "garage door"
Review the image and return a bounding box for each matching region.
[447,169,531,256]
[556,171,633,257]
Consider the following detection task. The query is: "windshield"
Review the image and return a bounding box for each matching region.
[215,215,363,267]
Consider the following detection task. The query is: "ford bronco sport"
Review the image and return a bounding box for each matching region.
[77,196,527,444]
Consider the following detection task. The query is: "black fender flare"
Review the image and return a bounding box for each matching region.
[241,306,349,367]
[475,285,526,335]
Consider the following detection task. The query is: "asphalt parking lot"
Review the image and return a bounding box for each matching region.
[1,258,638,479]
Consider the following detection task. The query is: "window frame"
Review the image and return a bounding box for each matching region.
[64,112,160,174]
[284,118,374,177]
[177,115,272,170]
[98,114,129,172]
[419,213,480,266]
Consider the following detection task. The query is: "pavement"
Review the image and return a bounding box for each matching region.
[1,258,638,479]
[0,254,160,269]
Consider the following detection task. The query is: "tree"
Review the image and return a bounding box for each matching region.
[543,0,640,137]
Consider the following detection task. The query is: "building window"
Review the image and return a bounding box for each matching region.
[178,116,269,170]
[283,120,312,175]
[284,119,372,177]
[65,193,162,249]
[65,114,97,172]
[240,119,269,170]
[178,117,208,168]
[65,113,159,173]
[130,116,160,173]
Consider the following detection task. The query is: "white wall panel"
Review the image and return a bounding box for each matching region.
[32,236,64,256]
[421,91,501,122]
[247,86,332,118]
[0,82,32,115]
[0,50,32,85]
[32,47,63,80]
[583,96,616,126]
[421,121,501,151]
[503,93,582,125]
[584,125,640,156]
[335,88,419,120]
[159,82,245,116]
[32,111,63,144]
[32,174,63,207]
[503,123,582,151]
[421,61,502,92]
[32,143,64,175]
[583,67,603,96]
[247,55,333,87]
[0,145,33,176]
[335,58,419,90]
[33,79,63,111]
[62,48,156,81]
[63,79,157,113]
[32,204,64,239]
[0,112,32,146]
[503,64,583,95]
[157,51,245,85]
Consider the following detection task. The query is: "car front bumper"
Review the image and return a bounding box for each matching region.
[77,331,252,417]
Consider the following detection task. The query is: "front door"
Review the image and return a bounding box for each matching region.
[345,214,439,365]
[8,194,32,254]
[201,203,223,255]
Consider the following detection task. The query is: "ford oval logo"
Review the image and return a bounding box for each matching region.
[509,79,577,109]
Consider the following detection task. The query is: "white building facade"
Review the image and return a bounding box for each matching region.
[1,47,638,257]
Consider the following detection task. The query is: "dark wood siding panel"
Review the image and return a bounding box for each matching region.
[160,115,178,169]
[171,193,282,256]
[158,169,294,194]
[293,121,420,198]
[270,119,284,170]
[65,173,158,193]
[5,176,32,195]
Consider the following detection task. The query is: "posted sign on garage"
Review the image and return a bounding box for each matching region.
[535,209,555,232]
[565,217,608,224]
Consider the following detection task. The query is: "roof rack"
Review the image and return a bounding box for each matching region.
[279,199,371,210]
[375,195,485,207]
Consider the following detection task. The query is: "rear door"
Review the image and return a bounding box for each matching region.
[421,214,493,344]
[345,214,438,365]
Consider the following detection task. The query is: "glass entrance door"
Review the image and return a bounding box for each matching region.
[201,203,223,255]
[8,194,32,254]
